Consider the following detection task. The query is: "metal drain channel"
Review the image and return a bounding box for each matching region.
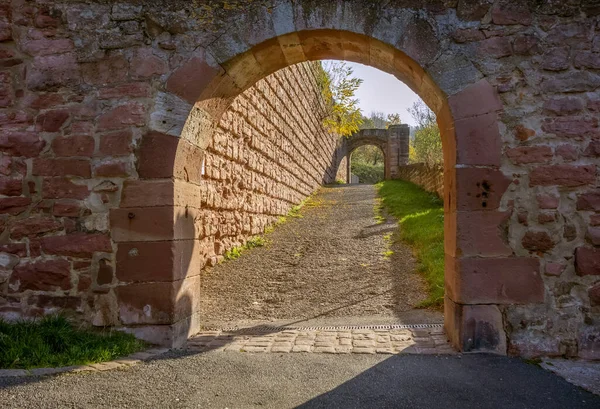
[202,323,444,334]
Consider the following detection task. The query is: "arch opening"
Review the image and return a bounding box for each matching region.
[116,29,512,353]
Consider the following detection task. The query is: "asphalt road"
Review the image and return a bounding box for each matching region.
[1,351,598,408]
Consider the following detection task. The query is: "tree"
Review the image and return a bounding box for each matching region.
[359,111,402,129]
[408,101,442,166]
[317,61,364,137]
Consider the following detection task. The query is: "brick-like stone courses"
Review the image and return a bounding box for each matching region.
[395,164,444,198]
[185,327,453,355]
[1,0,599,357]
[0,0,342,343]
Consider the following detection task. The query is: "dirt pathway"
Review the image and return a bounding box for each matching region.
[199,184,441,328]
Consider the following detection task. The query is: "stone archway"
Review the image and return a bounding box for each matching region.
[6,1,597,358]
[111,24,527,351]
[343,125,410,181]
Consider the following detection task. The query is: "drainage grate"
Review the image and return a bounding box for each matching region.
[201,323,444,334]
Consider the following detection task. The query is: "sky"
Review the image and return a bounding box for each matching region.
[325,61,422,127]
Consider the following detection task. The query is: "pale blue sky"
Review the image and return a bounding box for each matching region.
[328,61,421,127]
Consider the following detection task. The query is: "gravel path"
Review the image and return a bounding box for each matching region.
[199,184,437,328]
[1,352,598,409]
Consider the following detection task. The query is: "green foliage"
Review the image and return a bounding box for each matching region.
[360,111,402,129]
[224,236,268,260]
[351,145,385,184]
[377,180,444,308]
[351,161,385,184]
[408,101,443,166]
[317,61,364,137]
[0,315,145,369]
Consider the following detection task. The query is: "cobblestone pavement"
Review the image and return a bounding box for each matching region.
[184,325,454,355]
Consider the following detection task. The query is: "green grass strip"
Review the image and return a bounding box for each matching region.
[0,315,146,369]
[377,180,445,308]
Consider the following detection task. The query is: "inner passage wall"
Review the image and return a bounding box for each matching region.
[202,61,345,260]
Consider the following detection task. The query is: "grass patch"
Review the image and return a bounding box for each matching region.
[377,180,444,308]
[224,236,268,261]
[0,315,146,369]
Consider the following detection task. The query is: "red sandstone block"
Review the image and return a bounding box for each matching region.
[33,158,91,178]
[587,227,600,246]
[541,47,570,71]
[538,212,557,224]
[116,240,202,282]
[0,131,46,157]
[506,146,553,164]
[120,179,173,207]
[575,247,600,276]
[137,132,204,183]
[448,79,502,120]
[98,82,151,99]
[0,243,27,256]
[97,103,145,130]
[446,256,543,304]
[556,144,578,161]
[53,200,81,217]
[454,112,501,166]
[541,116,599,138]
[444,297,506,354]
[584,141,600,157]
[452,28,485,43]
[0,197,31,215]
[110,206,199,242]
[455,167,511,211]
[52,134,95,157]
[591,215,600,226]
[522,230,555,253]
[543,97,584,115]
[454,210,512,257]
[116,275,200,325]
[478,36,512,58]
[93,160,130,177]
[98,130,133,155]
[21,38,74,56]
[26,54,81,91]
[9,259,71,292]
[42,178,89,199]
[530,165,596,187]
[41,232,112,258]
[26,93,64,110]
[545,262,566,276]
[166,55,221,104]
[10,217,62,240]
[0,178,22,196]
[577,190,600,211]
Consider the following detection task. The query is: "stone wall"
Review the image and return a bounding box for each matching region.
[395,164,444,198]
[203,62,342,260]
[2,0,600,356]
[0,45,342,332]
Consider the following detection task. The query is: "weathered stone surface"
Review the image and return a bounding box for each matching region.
[9,218,62,240]
[506,146,553,164]
[41,233,112,258]
[576,247,600,276]
[10,259,71,292]
[530,165,596,187]
[522,231,555,253]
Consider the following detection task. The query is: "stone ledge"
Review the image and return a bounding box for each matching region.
[0,348,170,378]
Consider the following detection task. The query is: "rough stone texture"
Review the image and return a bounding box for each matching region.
[0,0,599,357]
[394,164,444,198]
